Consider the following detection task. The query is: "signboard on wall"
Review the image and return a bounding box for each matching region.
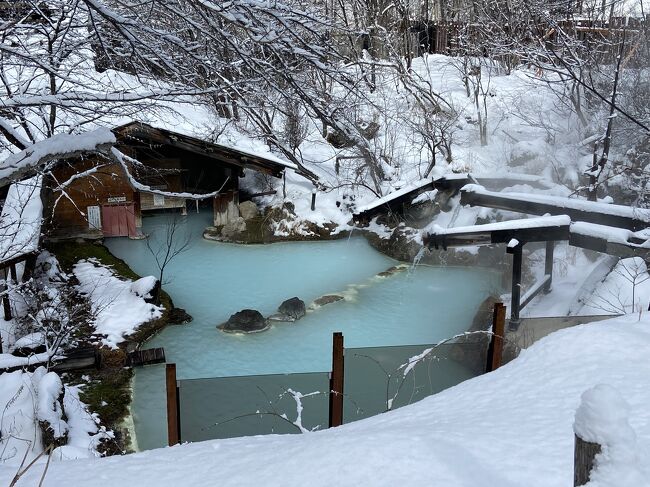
[107,196,127,204]
[153,193,166,206]
[87,205,101,230]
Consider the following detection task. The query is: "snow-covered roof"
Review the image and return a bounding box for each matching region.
[0,176,43,266]
[0,129,116,188]
[114,121,297,173]
[355,178,435,214]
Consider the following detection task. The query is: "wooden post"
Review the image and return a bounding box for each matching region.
[9,264,17,283]
[311,189,317,211]
[507,243,523,330]
[544,240,554,293]
[166,363,180,446]
[283,173,287,199]
[22,254,37,281]
[486,303,506,372]
[2,268,11,321]
[329,332,344,428]
[574,434,601,486]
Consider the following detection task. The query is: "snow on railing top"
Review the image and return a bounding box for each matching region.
[425,214,571,236]
[0,176,43,265]
[462,184,650,222]
[571,221,650,249]
[355,178,434,213]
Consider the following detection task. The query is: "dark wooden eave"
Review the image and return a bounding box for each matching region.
[112,122,290,178]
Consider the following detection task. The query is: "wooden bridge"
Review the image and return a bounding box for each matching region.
[423,183,650,329]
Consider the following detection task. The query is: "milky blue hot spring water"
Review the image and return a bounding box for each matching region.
[105,212,500,450]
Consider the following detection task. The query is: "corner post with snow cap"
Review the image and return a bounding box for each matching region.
[506,239,523,330]
[422,214,569,330]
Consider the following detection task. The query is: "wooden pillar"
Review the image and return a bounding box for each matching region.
[9,264,17,283]
[486,303,506,372]
[22,254,37,281]
[2,268,11,321]
[574,434,601,486]
[507,243,523,330]
[544,241,554,293]
[166,363,180,446]
[329,332,344,428]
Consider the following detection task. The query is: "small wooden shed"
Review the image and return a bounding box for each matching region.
[45,122,292,239]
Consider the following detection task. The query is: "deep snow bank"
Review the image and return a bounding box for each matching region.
[1,313,648,486]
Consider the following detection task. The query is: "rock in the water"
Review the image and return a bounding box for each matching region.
[238,201,258,221]
[278,297,306,320]
[267,313,295,323]
[221,217,246,238]
[313,294,344,307]
[168,307,193,325]
[219,309,269,333]
[377,265,408,278]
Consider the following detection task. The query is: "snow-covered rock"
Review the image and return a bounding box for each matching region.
[74,260,163,348]
[238,201,259,221]
[130,276,158,300]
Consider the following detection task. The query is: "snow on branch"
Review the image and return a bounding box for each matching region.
[0,129,116,187]
[109,148,229,200]
[0,176,43,264]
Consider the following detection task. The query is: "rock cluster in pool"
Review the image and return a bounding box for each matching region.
[218,297,308,333]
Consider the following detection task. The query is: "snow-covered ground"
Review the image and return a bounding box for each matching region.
[73,259,162,348]
[1,314,647,486]
[0,367,109,467]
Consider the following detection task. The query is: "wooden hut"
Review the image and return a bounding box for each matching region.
[45,122,293,239]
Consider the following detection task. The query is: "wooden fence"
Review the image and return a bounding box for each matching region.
[165,303,507,446]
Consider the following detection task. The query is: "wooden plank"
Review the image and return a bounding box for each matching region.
[486,303,506,372]
[508,244,523,329]
[329,332,344,428]
[520,274,552,310]
[166,363,180,446]
[574,434,601,486]
[127,347,166,367]
[544,241,554,293]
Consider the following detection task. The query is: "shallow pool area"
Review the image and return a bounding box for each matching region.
[105,212,501,450]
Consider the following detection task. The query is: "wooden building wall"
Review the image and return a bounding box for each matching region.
[44,139,246,239]
[45,158,138,238]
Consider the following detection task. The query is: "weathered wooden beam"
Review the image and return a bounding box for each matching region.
[507,243,523,330]
[486,303,506,372]
[2,268,11,321]
[127,347,166,367]
[166,363,180,446]
[574,434,601,486]
[50,348,101,372]
[424,225,570,250]
[0,251,38,274]
[544,241,554,293]
[461,189,649,231]
[329,332,344,428]
[520,274,552,310]
[354,181,436,222]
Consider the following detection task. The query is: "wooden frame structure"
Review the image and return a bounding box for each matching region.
[425,216,570,329]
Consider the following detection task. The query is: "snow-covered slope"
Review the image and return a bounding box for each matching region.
[2,314,648,486]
